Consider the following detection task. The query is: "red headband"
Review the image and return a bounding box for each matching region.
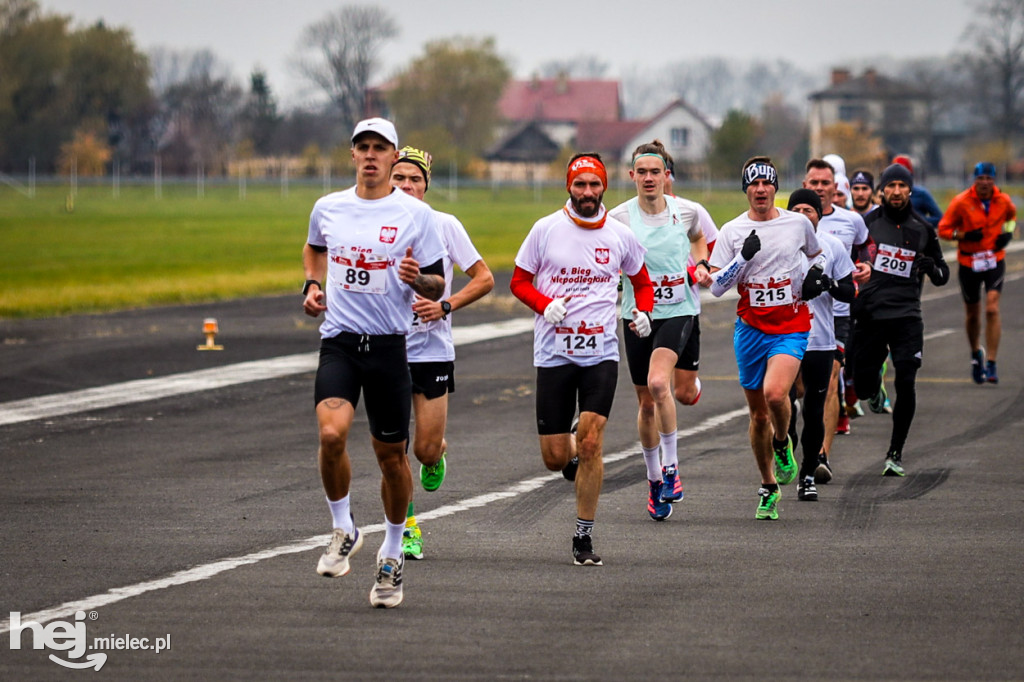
[566,156,608,191]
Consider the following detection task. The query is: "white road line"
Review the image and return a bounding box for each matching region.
[0,407,748,633]
[0,317,536,427]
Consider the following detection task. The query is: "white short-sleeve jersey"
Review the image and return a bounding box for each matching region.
[407,210,483,363]
[807,231,855,351]
[515,208,647,368]
[818,206,868,318]
[710,208,821,335]
[307,187,446,338]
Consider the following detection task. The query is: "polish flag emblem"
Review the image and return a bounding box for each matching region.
[595,248,610,264]
[380,226,397,243]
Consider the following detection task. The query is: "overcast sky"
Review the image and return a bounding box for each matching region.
[43,0,977,108]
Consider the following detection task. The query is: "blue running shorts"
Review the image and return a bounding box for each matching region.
[733,318,809,390]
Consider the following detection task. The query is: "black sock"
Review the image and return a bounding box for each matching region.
[762,483,779,493]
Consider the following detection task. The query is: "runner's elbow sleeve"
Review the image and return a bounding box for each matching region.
[710,254,747,297]
[627,264,655,312]
[510,266,552,315]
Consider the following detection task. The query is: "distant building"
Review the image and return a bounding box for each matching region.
[806,67,966,175]
[487,79,713,183]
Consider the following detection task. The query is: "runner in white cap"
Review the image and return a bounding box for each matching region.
[303,117,446,608]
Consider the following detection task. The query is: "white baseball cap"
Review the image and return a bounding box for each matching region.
[351,117,398,147]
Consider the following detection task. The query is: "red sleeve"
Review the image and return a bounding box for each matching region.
[509,266,552,316]
[627,263,654,313]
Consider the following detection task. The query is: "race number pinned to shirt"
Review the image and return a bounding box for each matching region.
[746,275,794,308]
[970,250,997,272]
[330,250,389,294]
[874,244,915,278]
[653,272,689,305]
[555,322,605,357]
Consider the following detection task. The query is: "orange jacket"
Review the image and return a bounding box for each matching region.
[938,185,1017,267]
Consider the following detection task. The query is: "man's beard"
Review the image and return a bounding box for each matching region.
[571,192,604,217]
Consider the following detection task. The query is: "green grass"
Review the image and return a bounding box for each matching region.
[0,182,748,318]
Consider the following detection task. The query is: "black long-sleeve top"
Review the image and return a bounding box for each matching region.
[854,200,949,320]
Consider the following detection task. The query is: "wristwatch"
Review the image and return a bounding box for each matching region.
[302,279,321,295]
[695,259,711,270]
[440,300,452,317]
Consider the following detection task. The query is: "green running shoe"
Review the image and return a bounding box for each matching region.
[402,523,423,560]
[756,487,781,520]
[420,452,447,492]
[773,436,797,485]
[869,384,889,414]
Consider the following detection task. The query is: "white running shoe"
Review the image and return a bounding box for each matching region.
[369,551,404,608]
[316,527,363,577]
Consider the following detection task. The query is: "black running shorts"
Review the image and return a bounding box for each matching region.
[958,261,1005,305]
[409,361,455,400]
[622,315,700,386]
[314,333,411,443]
[535,360,618,435]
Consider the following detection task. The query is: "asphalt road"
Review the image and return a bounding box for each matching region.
[1,266,1022,680]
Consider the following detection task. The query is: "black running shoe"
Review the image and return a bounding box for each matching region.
[572,535,602,566]
[798,476,818,501]
[814,454,833,485]
[562,456,578,481]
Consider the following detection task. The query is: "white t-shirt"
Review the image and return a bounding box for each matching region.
[608,196,703,319]
[818,205,868,318]
[407,210,483,363]
[307,187,446,338]
[807,232,855,351]
[710,208,821,335]
[515,208,647,368]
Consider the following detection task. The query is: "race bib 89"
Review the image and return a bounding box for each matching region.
[330,251,389,294]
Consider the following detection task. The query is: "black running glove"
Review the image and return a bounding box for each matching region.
[994,232,1012,250]
[961,229,984,242]
[741,230,761,260]
[912,255,936,278]
[801,265,831,300]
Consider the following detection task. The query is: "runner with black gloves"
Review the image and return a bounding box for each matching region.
[850,163,949,477]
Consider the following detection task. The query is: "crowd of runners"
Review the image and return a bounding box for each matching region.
[299,116,1017,607]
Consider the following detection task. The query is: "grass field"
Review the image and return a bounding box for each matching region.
[4,179,1002,318]
[0,182,754,318]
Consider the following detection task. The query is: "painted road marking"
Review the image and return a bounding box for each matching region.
[0,407,748,633]
[0,317,535,427]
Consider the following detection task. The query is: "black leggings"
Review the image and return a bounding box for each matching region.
[797,350,834,478]
[851,316,924,455]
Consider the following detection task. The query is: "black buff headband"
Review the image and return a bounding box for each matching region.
[742,162,778,191]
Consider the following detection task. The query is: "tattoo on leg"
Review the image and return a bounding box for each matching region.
[322,398,350,410]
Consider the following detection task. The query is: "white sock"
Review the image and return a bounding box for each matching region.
[326,495,353,534]
[660,430,679,468]
[381,520,405,560]
[643,445,661,482]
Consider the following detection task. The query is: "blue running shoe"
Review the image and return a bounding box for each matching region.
[986,360,998,384]
[647,480,672,521]
[971,349,987,384]
[660,465,684,503]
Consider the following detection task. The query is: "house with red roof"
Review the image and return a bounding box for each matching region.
[486,77,713,182]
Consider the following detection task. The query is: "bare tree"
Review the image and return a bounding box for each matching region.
[961,0,1024,147]
[293,5,398,135]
